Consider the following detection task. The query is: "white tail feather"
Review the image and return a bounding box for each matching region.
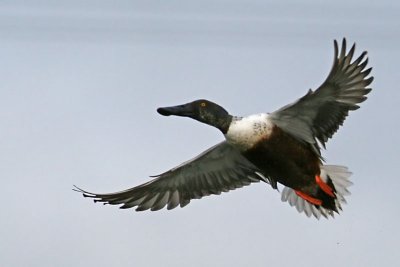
[281,165,353,219]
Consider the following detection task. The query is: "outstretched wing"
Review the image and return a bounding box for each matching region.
[270,38,373,154]
[74,141,265,211]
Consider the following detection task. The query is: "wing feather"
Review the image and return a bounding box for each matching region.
[270,38,373,153]
[74,141,264,211]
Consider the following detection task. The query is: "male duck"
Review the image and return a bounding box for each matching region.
[75,39,373,219]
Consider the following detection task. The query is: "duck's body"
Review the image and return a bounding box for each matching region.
[75,39,373,219]
[226,114,338,214]
[226,114,318,192]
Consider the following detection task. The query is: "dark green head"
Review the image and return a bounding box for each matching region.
[157,99,233,134]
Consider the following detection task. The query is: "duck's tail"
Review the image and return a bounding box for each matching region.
[281,165,353,219]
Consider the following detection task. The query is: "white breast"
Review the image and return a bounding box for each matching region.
[224,113,274,151]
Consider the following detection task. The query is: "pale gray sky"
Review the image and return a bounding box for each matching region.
[1,1,399,266]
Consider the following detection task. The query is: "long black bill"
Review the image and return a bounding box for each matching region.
[157,103,194,117]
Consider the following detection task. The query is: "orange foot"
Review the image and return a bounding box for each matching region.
[315,175,335,197]
[295,190,322,205]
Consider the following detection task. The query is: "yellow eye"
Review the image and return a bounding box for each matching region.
[200,102,206,107]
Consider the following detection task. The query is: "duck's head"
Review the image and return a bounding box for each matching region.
[157,99,233,134]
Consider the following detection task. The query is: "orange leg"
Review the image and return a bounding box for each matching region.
[315,175,335,197]
[295,190,322,205]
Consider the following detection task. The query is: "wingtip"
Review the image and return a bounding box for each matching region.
[72,184,84,193]
[333,39,339,58]
[340,38,347,58]
[333,39,338,46]
[73,185,98,199]
[365,76,374,87]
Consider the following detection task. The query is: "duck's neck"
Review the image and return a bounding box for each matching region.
[216,114,233,134]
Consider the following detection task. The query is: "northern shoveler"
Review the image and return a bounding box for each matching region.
[74,39,373,219]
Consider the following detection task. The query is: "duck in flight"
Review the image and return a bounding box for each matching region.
[74,39,373,219]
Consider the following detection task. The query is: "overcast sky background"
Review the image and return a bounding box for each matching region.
[1,1,399,266]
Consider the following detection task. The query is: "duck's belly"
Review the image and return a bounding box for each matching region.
[242,126,321,190]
